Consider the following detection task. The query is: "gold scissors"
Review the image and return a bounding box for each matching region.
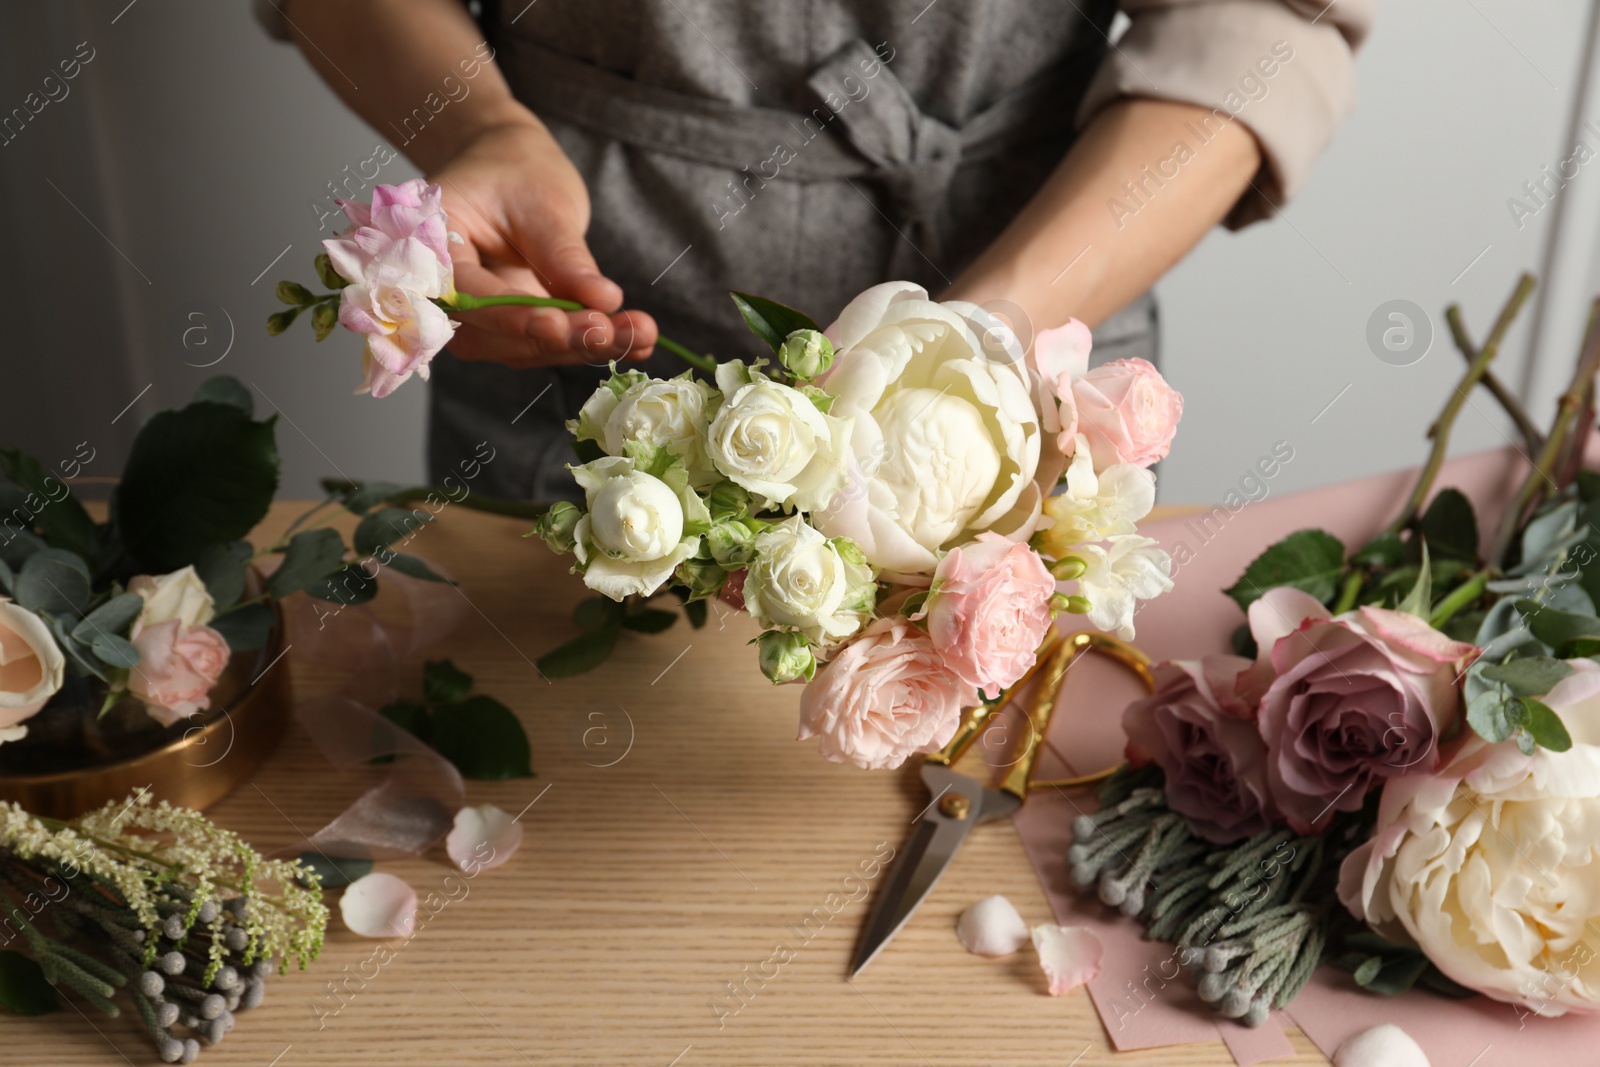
[849,630,1155,976]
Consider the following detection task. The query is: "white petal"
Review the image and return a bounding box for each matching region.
[1334,1024,1430,1067]
[446,804,523,873]
[0,725,26,745]
[1031,924,1103,995]
[956,895,1030,957]
[339,872,417,939]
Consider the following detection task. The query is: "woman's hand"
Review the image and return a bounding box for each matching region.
[431,119,657,367]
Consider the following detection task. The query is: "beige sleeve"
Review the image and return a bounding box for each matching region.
[1076,0,1375,227]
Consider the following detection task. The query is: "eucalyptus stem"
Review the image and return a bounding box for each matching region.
[1387,273,1537,535]
[1490,296,1600,566]
[446,291,718,373]
[1428,569,1490,629]
[1447,311,1545,454]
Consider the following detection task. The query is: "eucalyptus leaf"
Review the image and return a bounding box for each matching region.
[89,633,140,669]
[48,617,106,683]
[307,563,379,606]
[1223,529,1346,611]
[1467,688,1515,743]
[384,553,451,583]
[0,448,98,562]
[1515,598,1600,657]
[1522,698,1573,752]
[71,592,145,643]
[0,951,58,1015]
[428,695,535,780]
[267,529,347,600]
[729,291,821,352]
[354,507,430,556]
[1478,657,1574,698]
[15,548,91,616]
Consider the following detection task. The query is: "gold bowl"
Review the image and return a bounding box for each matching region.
[0,604,292,819]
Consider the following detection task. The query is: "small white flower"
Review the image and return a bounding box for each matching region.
[445,804,523,873]
[1031,924,1102,995]
[571,456,702,601]
[743,517,874,647]
[128,565,216,633]
[603,377,720,487]
[1038,434,1155,552]
[956,895,1030,957]
[340,872,417,938]
[1075,534,1173,640]
[706,364,852,512]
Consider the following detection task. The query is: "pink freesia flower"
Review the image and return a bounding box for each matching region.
[797,616,966,770]
[923,532,1055,698]
[1249,587,1475,834]
[128,619,231,727]
[323,179,459,398]
[1072,358,1182,471]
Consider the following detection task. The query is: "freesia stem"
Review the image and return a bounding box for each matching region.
[446,291,717,373]
[1386,273,1537,535]
[1428,569,1490,629]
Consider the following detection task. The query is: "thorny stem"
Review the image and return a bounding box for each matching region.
[1388,273,1537,535]
[1447,310,1546,454]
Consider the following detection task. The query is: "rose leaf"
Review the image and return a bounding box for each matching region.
[1223,529,1346,611]
[1418,488,1479,562]
[729,291,821,353]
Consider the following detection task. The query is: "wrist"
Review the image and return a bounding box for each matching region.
[404,96,548,174]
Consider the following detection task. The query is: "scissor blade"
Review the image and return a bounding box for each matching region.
[849,767,1018,978]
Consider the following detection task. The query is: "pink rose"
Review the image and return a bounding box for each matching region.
[1249,588,1475,834]
[798,616,967,770]
[129,619,231,727]
[1031,320,1090,456]
[323,180,459,398]
[924,532,1055,698]
[1123,654,1280,843]
[1072,359,1182,471]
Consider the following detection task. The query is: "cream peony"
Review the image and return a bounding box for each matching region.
[1073,534,1172,640]
[570,456,703,601]
[742,517,874,647]
[813,282,1058,577]
[1340,666,1600,1017]
[0,599,65,744]
[706,362,852,512]
[601,376,720,488]
[128,565,216,633]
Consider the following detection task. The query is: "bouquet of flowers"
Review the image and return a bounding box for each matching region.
[525,281,1185,769]
[1072,272,1600,1026]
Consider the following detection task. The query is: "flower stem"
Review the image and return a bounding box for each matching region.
[1446,312,1545,454]
[446,291,718,373]
[1428,569,1490,629]
[1331,571,1363,614]
[1387,273,1537,536]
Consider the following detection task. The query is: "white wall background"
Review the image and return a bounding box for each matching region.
[2,0,1598,503]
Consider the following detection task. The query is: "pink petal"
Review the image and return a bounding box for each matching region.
[1032,320,1092,384]
[957,895,1030,957]
[339,872,417,938]
[1356,605,1477,664]
[445,804,523,873]
[1031,924,1103,995]
[1247,587,1331,655]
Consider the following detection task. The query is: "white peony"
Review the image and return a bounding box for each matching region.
[1340,665,1600,1019]
[128,565,216,634]
[1074,534,1172,640]
[812,282,1058,578]
[743,517,874,647]
[602,376,720,488]
[570,456,703,601]
[705,362,852,512]
[1036,433,1156,554]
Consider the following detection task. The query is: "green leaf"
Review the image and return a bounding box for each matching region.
[192,376,253,415]
[327,479,405,515]
[385,553,451,583]
[621,608,677,634]
[48,617,106,683]
[0,530,45,571]
[428,695,534,779]
[70,593,143,644]
[1479,657,1574,698]
[424,659,474,705]
[115,402,279,572]
[1579,470,1600,504]
[1515,729,1537,755]
[728,291,821,353]
[1357,953,1431,996]
[1395,541,1432,618]
[295,852,372,890]
[0,951,59,1015]
[209,602,276,652]
[1467,688,1515,743]
[14,548,91,616]
[1351,955,1383,987]
[1522,698,1573,752]
[307,563,379,606]
[354,507,430,556]
[1230,622,1258,658]
[683,599,708,629]
[379,699,431,742]
[1350,532,1405,569]
[1516,599,1600,657]
[89,632,140,669]
[267,528,347,600]
[195,541,251,610]
[537,628,619,677]
[1223,529,1346,611]
[574,597,624,634]
[0,449,98,562]
[1418,488,1479,561]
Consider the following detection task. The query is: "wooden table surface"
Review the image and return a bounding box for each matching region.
[16,502,1330,1066]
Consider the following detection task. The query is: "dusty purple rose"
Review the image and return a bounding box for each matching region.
[1122,653,1279,844]
[1249,588,1475,835]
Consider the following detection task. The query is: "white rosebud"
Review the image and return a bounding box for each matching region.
[128,565,216,633]
[756,629,815,684]
[706,519,759,567]
[532,501,582,554]
[570,456,701,601]
[706,364,852,512]
[743,517,874,646]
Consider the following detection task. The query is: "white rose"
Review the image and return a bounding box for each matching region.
[1340,664,1600,1018]
[129,565,216,634]
[0,598,66,744]
[1073,533,1172,640]
[567,368,649,445]
[705,362,851,512]
[743,517,874,646]
[570,456,702,601]
[812,282,1055,578]
[1036,433,1156,555]
[603,377,720,487]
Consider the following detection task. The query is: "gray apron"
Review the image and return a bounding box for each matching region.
[430,0,1159,500]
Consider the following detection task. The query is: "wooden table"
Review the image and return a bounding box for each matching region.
[19,503,1329,1066]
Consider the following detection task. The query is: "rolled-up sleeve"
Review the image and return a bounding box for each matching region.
[1076,0,1374,227]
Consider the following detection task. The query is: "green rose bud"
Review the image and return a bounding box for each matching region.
[706,479,753,521]
[674,557,729,601]
[315,252,350,290]
[707,519,758,567]
[756,629,816,685]
[532,501,582,554]
[778,329,835,380]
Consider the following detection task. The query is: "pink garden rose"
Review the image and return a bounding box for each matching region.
[1249,588,1475,834]
[1123,654,1280,843]
[924,532,1055,698]
[129,619,231,727]
[798,616,966,770]
[1072,358,1182,471]
[324,180,459,399]
[1030,320,1090,456]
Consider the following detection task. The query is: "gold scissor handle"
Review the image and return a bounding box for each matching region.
[925,633,1066,767]
[1024,631,1156,793]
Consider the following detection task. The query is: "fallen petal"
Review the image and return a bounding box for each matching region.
[1031,924,1103,995]
[339,872,417,938]
[1334,1024,1430,1067]
[445,804,524,873]
[956,895,1030,957]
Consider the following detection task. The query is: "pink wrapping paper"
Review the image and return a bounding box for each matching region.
[1013,445,1600,1064]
